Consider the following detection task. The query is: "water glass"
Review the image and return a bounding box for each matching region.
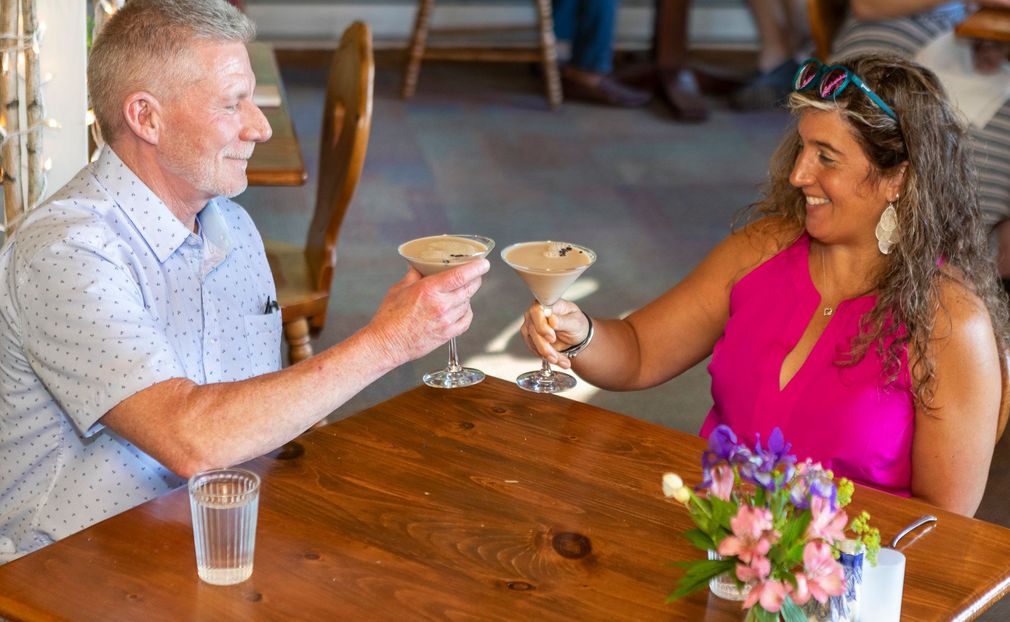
[188,468,260,585]
[860,547,906,622]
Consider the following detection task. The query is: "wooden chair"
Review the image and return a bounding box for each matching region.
[806,0,848,60]
[401,0,562,109]
[998,346,1010,442]
[264,21,373,365]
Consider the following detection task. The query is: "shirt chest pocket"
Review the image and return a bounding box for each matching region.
[238,312,283,378]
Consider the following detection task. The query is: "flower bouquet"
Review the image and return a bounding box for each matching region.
[662,425,879,622]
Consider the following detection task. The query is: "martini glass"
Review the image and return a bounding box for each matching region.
[398,234,495,389]
[501,241,596,393]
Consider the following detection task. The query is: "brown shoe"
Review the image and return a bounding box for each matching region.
[561,74,651,108]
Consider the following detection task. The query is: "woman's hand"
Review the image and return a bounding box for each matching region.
[518,299,589,369]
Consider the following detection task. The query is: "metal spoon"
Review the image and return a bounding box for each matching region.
[889,514,938,549]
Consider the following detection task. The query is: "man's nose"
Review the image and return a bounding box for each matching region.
[241,101,272,143]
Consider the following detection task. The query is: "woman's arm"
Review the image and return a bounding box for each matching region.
[521,219,798,391]
[910,279,1001,516]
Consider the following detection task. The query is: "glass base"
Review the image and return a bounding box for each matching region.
[423,367,485,389]
[708,550,750,601]
[516,369,577,393]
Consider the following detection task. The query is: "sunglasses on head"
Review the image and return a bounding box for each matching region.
[792,58,899,122]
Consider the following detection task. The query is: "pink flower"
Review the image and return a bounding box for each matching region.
[802,541,846,603]
[743,579,788,612]
[710,463,734,501]
[718,505,775,563]
[789,572,811,605]
[735,554,771,583]
[805,496,847,543]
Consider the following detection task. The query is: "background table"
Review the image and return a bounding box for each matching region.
[247,41,306,186]
[956,8,1010,43]
[1,377,1008,620]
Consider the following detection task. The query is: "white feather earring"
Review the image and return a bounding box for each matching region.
[875,196,898,255]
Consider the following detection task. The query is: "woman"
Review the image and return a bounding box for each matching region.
[520,54,1008,516]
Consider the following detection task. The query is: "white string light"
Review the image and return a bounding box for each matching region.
[0,19,58,214]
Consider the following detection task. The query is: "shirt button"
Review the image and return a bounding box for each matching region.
[187,237,199,247]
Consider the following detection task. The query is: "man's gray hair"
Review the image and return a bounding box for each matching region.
[88,0,255,143]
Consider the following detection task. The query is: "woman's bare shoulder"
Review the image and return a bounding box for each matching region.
[931,275,997,346]
[716,216,804,283]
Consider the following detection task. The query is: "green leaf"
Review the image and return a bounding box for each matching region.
[683,528,716,552]
[665,558,736,602]
[778,510,812,548]
[781,596,807,622]
[749,606,779,622]
[709,496,737,529]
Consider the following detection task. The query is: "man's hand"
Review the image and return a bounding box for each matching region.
[365,259,490,364]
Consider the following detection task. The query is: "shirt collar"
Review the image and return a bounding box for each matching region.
[91,147,232,263]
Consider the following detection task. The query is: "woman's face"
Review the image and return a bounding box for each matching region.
[789,109,903,248]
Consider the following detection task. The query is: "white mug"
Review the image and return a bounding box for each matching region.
[860,547,906,622]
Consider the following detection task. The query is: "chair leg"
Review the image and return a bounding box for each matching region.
[402,0,435,99]
[284,317,314,365]
[534,0,563,110]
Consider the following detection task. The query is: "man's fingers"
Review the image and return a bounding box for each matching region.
[431,259,490,292]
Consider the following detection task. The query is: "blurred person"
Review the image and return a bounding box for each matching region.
[830,1,1010,287]
[729,0,810,111]
[520,54,1006,517]
[0,0,488,562]
[553,0,651,106]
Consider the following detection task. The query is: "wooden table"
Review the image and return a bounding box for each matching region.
[1,377,1009,621]
[956,8,1010,43]
[246,41,306,186]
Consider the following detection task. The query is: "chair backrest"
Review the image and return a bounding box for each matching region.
[304,21,374,293]
[998,342,1010,443]
[806,0,848,60]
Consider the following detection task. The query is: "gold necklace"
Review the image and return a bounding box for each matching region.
[819,247,835,317]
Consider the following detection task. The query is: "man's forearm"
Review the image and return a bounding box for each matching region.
[102,324,402,477]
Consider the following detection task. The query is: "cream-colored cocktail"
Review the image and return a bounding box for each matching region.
[398,234,494,389]
[501,241,594,306]
[398,235,491,277]
[502,241,596,394]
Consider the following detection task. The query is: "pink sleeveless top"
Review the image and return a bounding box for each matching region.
[700,234,914,496]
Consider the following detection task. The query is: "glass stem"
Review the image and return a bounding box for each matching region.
[446,337,462,373]
[538,357,555,380]
[538,303,555,380]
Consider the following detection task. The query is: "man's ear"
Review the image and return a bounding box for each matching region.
[122,92,163,146]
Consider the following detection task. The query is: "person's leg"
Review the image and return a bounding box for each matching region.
[568,0,618,74]
[654,0,707,121]
[728,0,802,110]
[552,0,576,43]
[558,0,650,106]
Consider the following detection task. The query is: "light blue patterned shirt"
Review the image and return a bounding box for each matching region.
[0,148,281,562]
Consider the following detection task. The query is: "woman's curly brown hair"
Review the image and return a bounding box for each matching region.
[747,52,1008,408]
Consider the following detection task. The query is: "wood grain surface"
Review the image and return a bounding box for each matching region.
[247,42,307,187]
[956,8,1010,43]
[0,377,1008,621]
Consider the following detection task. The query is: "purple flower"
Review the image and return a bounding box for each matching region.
[708,425,739,458]
[788,461,838,509]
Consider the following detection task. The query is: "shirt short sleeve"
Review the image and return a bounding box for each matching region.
[14,239,186,436]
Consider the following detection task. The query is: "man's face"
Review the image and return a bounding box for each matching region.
[157,42,272,202]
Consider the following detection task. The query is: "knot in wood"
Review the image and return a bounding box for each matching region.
[552,532,592,559]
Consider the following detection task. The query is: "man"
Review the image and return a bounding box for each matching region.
[0,0,487,562]
[552,0,650,107]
